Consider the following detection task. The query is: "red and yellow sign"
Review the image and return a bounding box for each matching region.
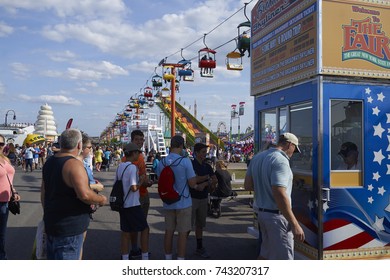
[322,0,390,78]
[251,0,317,95]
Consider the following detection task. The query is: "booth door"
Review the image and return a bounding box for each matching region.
[322,82,390,259]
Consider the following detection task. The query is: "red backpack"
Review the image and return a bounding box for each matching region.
[158,157,185,204]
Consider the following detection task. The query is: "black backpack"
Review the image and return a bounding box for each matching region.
[109,163,132,212]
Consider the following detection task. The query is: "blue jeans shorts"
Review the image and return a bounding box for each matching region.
[46,232,85,260]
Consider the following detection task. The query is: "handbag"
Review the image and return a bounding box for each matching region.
[8,191,20,215]
[1,162,21,215]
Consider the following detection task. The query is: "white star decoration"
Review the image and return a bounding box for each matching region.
[378,186,386,196]
[373,123,385,138]
[372,106,380,116]
[377,92,385,102]
[388,135,390,152]
[373,216,385,231]
[323,201,329,212]
[385,197,390,212]
[387,113,390,124]
[367,184,374,191]
[373,172,381,181]
[367,96,374,103]
[368,196,374,204]
[365,87,372,94]
[373,149,385,165]
[307,200,314,210]
[387,164,390,175]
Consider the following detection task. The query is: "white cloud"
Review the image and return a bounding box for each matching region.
[39,0,250,60]
[84,81,98,88]
[0,82,5,95]
[48,50,76,62]
[41,70,63,78]
[10,62,30,79]
[66,60,128,81]
[0,21,14,37]
[0,0,127,19]
[18,94,82,105]
[67,67,106,80]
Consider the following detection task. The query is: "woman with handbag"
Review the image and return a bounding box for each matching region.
[0,134,21,259]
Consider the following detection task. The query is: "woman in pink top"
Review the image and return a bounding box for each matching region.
[0,134,21,259]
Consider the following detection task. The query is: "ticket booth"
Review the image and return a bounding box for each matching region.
[251,0,390,259]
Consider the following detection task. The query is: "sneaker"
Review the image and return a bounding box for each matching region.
[130,248,142,259]
[195,247,210,258]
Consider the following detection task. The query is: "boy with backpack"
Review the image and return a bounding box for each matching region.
[156,135,198,260]
[117,142,149,260]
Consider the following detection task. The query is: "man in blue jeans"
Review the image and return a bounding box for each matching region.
[41,128,107,259]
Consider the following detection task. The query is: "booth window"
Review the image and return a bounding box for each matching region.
[290,102,313,172]
[260,109,277,150]
[330,100,363,187]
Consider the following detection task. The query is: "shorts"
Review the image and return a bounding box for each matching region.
[139,195,150,218]
[164,206,192,233]
[257,211,294,260]
[191,198,208,228]
[33,158,39,164]
[46,232,85,260]
[119,205,149,233]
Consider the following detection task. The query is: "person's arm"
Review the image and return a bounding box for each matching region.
[40,180,45,208]
[64,159,106,206]
[244,174,254,191]
[272,186,305,242]
[90,181,104,192]
[138,158,153,188]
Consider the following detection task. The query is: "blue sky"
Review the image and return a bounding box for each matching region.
[0,0,255,137]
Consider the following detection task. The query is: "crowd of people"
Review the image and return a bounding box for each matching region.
[0,128,313,261]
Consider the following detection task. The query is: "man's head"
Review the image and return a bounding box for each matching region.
[338,142,358,166]
[60,128,82,155]
[124,142,141,161]
[81,132,93,158]
[131,130,144,149]
[278,132,301,158]
[193,143,208,161]
[170,135,185,151]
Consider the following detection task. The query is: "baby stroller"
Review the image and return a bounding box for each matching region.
[101,157,110,171]
[208,189,237,218]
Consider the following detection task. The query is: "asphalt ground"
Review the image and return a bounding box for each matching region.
[6,162,258,260]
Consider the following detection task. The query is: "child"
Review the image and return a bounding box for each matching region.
[118,142,150,260]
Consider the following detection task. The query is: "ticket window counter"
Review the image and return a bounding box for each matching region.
[330,100,363,188]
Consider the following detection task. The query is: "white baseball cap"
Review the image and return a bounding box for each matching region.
[280,133,301,153]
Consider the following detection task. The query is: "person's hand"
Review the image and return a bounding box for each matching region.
[98,194,107,206]
[196,182,206,191]
[291,224,305,242]
[13,193,21,202]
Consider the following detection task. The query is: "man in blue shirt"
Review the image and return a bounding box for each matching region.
[244,133,305,260]
[156,135,197,260]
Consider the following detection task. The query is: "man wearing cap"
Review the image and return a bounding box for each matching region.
[156,135,197,260]
[337,142,360,170]
[118,142,149,260]
[244,132,305,260]
[190,142,217,258]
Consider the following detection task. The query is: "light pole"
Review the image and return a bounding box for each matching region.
[238,101,245,141]
[229,102,245,142]
[229,104,238,143]
[5,109,16,126]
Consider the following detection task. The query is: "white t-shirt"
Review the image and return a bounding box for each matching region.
[116,162,140,208]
